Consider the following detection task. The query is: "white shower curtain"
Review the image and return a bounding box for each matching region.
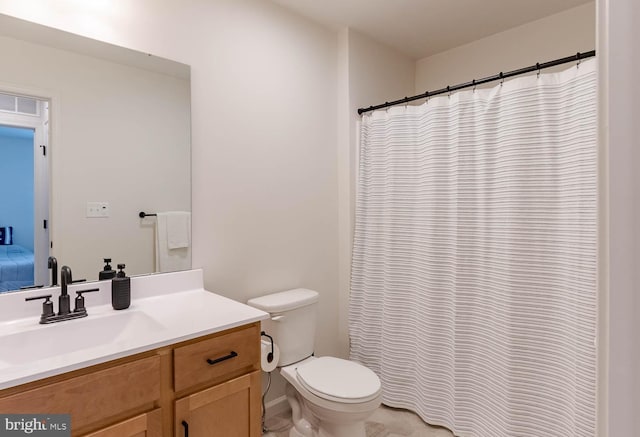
[350,59,597,437]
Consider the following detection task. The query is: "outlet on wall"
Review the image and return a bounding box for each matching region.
[86,202,110,218]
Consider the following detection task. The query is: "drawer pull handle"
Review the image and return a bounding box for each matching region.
[206,350,238,366]
[182,420,189,437]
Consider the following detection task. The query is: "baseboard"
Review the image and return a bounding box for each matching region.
[264,395,290,419]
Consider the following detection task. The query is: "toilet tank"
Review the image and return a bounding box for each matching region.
[247,288,319,366]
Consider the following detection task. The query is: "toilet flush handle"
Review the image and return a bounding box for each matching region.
[271,315,285,322]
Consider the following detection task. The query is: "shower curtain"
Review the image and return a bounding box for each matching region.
[350,59,597,437]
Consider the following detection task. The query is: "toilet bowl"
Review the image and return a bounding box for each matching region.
[247,289,382,437]
[281,356,381,437]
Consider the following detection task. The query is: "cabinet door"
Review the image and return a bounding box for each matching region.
[82,409,162,437]
[175,371,261,437]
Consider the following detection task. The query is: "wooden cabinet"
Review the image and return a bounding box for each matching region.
[0,322,261,437]
[174,372,261,437]
[0,355,160,435]
[173,323,262,437]
[173,324,259,393]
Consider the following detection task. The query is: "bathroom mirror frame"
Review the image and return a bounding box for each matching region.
[0,14,192,293]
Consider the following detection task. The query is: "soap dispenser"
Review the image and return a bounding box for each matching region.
[111,264,131,310]
[99,258,116,280]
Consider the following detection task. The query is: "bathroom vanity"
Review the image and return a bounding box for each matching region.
[0,269,268,436]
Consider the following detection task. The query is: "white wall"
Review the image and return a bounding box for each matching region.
[415,3,595,93]
[337,28,415,357]
[0,0,342,404]
[599,0,640,434]
[0,33,190,281]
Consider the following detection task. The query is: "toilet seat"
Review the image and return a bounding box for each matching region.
[296,357,381,404]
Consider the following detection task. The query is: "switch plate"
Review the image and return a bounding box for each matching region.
[86,202,110,218]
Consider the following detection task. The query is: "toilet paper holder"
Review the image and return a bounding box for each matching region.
[261,331,274,363]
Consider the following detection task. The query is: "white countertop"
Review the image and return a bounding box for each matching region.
[0,269,269,390]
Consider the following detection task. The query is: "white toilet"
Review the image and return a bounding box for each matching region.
[248,288,381,437]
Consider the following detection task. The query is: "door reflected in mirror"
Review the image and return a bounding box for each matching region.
[0,102,48,292]
[0,14,191,293]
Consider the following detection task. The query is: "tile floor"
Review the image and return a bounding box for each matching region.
[264,405,456,437]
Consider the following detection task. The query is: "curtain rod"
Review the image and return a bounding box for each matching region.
[357,50,596,115]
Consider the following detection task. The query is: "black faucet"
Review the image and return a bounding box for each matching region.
[26,265,99,324]
[48,256,58,286]
[59,265,73,316]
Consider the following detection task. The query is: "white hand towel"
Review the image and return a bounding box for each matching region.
[155,211,191,273]
[166,211,191,249]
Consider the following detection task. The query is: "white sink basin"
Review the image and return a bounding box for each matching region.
[0,269,269,390]
[0,311,165,366]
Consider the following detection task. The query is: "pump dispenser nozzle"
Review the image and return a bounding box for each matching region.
[99,258,116,280]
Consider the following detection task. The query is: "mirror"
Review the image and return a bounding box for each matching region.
[0,14,191,293]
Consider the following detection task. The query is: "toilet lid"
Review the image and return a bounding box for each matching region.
[296,357,381,402]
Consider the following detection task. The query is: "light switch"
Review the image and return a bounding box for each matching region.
[86,202,110,218]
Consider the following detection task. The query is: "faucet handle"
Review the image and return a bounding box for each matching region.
[74,288,99,313]
[25,294,55,323]
[48,256,58,286]
[25,294,53,302]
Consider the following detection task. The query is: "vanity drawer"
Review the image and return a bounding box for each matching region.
[173,323,260,392]
[0,355,160,432]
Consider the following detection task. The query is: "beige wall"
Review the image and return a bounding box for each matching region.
[415,3,595,93]
[0,33,190,282]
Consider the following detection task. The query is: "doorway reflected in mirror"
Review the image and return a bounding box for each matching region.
[0,96,49,292]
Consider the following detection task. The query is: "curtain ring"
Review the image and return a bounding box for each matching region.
[424,91,430,104]
[447,85,451,98]
[404,97,409,109]
[576,52,581,69]
[536,63,541,78]
[472,79,476,93]
[499,72,504,86]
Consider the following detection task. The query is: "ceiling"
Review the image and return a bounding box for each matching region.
[269,0,593,59]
